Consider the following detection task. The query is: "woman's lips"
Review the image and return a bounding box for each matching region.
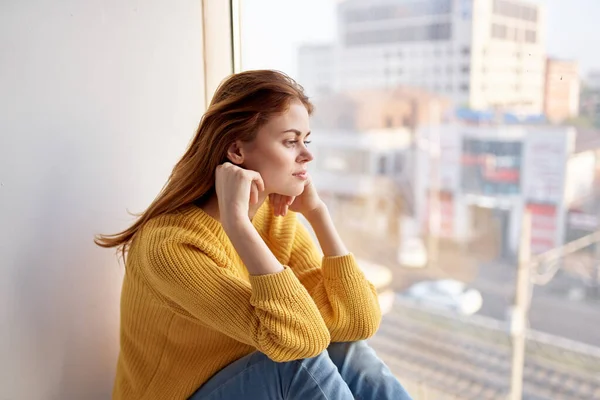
[293,172,308,180]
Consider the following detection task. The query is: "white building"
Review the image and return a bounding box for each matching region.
[309,128,413,237]
[300,0,546,114]
[414,124,599,259]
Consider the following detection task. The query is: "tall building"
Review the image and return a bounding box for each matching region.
[299,0,546,114]
[543,58,580,123]
[580,70,600,127]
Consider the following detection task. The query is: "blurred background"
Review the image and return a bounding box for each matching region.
[1,0,599,399]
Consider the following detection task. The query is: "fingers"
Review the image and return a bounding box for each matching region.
[275,194,283,216]
[250,182,258,205]
[242,169,264,204]
[269,194,293,217]
[280,197,288,216]
[250,172,265,192]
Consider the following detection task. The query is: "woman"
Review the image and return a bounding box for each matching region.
[96,70,412,400]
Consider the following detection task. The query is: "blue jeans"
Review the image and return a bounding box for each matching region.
[189,340,412,399]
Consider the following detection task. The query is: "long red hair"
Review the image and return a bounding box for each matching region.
[94,70,314,261]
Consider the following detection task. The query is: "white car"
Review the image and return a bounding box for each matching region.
[398,279,483,315]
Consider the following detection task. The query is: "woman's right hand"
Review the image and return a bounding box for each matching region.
[215,162,265,225]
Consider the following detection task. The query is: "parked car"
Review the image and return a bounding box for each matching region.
[398,279,483,315]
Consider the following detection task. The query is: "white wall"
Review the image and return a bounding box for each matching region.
[1,1,206,398]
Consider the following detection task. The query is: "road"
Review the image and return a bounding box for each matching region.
[472,262,600,348]
[340,227,600,348]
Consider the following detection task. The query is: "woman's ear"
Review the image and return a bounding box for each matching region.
[226,141,244,165]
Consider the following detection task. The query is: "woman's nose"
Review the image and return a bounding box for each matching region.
[299,148,313,163]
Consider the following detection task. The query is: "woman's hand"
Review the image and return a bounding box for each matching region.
[269,174,324,217]
[215,162,265,225]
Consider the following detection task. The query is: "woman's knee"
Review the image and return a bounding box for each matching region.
[327,340,387,377]
[327,340,374,363]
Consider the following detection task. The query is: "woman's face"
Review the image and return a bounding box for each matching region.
[239,99,313,197]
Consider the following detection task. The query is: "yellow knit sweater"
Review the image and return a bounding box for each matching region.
[113,199,382,399]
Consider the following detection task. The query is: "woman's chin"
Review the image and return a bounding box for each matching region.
[281,185,304,198]
[269,181,305,198]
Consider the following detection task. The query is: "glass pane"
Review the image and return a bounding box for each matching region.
[240,0,600,398]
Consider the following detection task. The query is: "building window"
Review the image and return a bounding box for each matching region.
[378,156,387,175]
[491,23,507,40]
[461,65,470,74]
[394,153,404,174]
[493,0,538,22]
[461,46,471,56]
[460,83,470,92]
[343,0,453,24]
[525,30,537,43]
[345,22,453,46]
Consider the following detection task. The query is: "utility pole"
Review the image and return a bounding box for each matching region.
[592,239,600,299]
[509,211,532,400]
[427,101,441,270]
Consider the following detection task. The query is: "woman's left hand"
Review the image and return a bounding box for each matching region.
[269,174,324,217]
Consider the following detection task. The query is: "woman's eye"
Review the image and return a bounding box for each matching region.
[286,140,311,147]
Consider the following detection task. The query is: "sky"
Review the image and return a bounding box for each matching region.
[240,0,600,79]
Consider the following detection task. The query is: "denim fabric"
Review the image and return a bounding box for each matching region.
[188,340,413,399]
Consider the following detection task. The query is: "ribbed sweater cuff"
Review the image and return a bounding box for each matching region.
[249,265,303,300]
[321,253,364,280]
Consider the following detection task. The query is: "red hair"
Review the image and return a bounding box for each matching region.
[94,70,313,260]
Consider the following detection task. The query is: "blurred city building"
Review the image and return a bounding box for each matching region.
[579,70,600,128]
[300,0,546,114]
[543,58,580,123]
[415,123,600,261]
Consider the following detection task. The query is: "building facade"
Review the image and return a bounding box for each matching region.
[415,124,586,259]
[300,0,546,114]
[544,58,580,123]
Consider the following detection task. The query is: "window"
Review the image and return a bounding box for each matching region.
[345,23,452,46]
[525,30,537,43]
[378,155,387,175]
[492,23,508,40]
[241,2,599,398]
[493,0,538,22]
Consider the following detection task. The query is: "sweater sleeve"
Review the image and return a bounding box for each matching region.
[143,238,331,362]
[288,218,382,342]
